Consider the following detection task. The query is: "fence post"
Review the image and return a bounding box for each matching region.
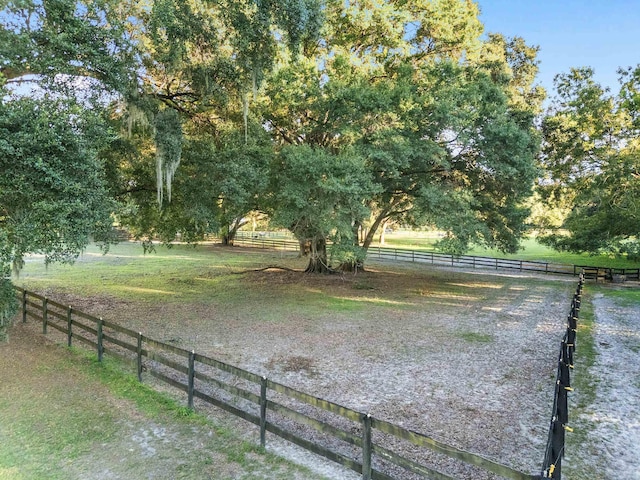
[362,413,372,480]
[549,418,564,478]
[67,306,73,347]
[42,297,48,334]
[188,350,195,409]
[260,376,268,448]
[567,326,576,368]
[97,318,104,362]
[137,332,143,382]
[22,290,27,323]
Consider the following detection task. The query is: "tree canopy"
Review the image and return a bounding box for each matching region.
[0,94,117,338]
[538,66,640,259]
[257,0,541,270]
[0,94,115,267]
[1,0,552,281]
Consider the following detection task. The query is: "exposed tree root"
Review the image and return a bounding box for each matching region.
[231,266,299,275]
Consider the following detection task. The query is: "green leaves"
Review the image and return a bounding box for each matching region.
[539,65,640,259]
[0,96,115,270]
[256,1,541,260]
[1,0,547,276]
[1,0,136,91]
[269,145,372,268]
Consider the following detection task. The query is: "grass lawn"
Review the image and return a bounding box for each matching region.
[374,231,640,269]
[0,323,325,480]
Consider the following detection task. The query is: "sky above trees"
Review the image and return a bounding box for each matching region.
[478,0,640,95]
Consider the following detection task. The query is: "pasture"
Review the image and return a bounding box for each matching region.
[13,242,579,478]
[371,231,640,270]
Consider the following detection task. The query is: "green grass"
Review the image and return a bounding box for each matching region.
[15,240,591,333]
[82,352,201,421]
[0,355,122,479]
[79,352,312,476]
[605,286,640,305]
[563,289,600,480]
[457,331,494,343]
[17,242,420,323]
[572,291,599,408]
[18,243,301,304]
[0,336,326,480]
[375,232,640,269]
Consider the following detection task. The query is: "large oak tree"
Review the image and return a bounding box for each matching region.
[261,0,541,271]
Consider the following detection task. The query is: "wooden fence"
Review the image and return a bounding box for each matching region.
[540,274,584,479]
[13,285,543,480]
[232,233,640,281]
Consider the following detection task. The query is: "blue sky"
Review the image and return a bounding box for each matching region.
[478,0,640,96]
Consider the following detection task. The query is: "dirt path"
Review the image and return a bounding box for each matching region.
[0,323,331,480]
[564,289,640,480]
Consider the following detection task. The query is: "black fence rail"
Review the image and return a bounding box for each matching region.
[13,285,542,480]
[369,247,576,276]
[579,266,640,282]
[540,274,584,478]
[232,233,639,281]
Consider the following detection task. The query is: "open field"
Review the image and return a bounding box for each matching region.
[376,233,640,270]
[237,229,640,269]
[12,242,582,478]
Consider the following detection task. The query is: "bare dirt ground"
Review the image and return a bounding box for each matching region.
[23,256,582,479]
[564,288,640,480]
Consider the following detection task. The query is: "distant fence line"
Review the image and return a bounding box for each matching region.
[232,232,640,281]
[13,285,548,480]
[540,274,584,478]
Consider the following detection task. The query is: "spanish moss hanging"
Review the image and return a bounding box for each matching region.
[154,109,183,205]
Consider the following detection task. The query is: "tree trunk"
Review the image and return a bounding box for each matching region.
[338,222,365,273]
[359,226,367,244]
[363,209,391,251]
[305,237,331,273]
[379,220,389,245]
[221,218,248,246]
[338,259,364,273]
